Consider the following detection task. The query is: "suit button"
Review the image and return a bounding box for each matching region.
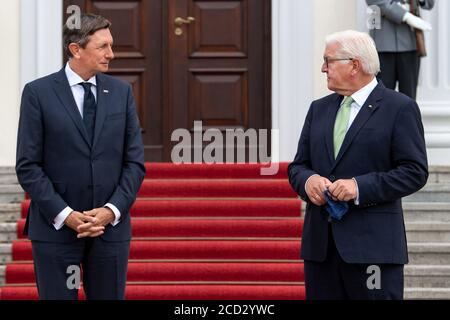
[329,175,335,182]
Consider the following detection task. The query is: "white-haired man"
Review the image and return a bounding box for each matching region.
[288,30,428,299]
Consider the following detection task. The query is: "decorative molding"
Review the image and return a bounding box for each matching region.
[421,104,450,148]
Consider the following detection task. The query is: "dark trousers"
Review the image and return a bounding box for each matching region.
[32,237,130,300]
[304,224,404,300]
[378,51,420,100]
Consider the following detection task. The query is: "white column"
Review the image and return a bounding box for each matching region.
[357,1,450,165]
[417,1,450,165]
[0,1,20,166]
[272,0,314,162]
[21,0,63,89]
[0,0,63,166]
[356,0,370,32]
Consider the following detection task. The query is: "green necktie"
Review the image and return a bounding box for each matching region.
[333,96,353,158]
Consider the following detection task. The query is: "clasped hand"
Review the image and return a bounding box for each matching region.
[64,207,115,238]
[306,175,357,206]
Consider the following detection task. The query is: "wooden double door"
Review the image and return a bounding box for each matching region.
[64,0,271,162]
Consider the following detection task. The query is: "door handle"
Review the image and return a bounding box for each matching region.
[174,16,196,26]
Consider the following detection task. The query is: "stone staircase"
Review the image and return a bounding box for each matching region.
[404,166,450,299]
[0,166,449,299]
[0,167,23,286]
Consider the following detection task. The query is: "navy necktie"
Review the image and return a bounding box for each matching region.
[79,82,96,144]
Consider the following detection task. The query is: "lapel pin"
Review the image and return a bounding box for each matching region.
[368,104,373,108]
[103,89,109,93]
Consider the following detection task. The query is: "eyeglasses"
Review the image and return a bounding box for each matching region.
[323,57,354,68]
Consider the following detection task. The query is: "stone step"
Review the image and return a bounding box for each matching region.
[0,244,12,264]
[0,167,15,175]
[405,265,450,288]
[0,203,21,223]
[0,223,16,242]
[403,202,450,222]
[404,288,450,300]
[0,265,4,286]
[0,175,18,185]
[406,222,450,242]
[408,242,450,265]
[0,167,18,185]
[304,201,450,222]
[403,183,450,202]
[428,166,450,183]
[0,185,24,203]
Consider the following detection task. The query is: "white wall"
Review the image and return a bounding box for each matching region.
[272,0,314,162]
[313,0,357,99]
[275,0,358,162]
[0,0,62,167]
[2,0,448,165]
[21,0,63,88]
[0,1,21,166]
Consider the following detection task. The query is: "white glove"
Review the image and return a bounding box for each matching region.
[403,12,432,31]
[398,2,411,12]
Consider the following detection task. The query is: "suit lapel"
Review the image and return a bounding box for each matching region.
[325,94,343,165]
[332,83,384,170]
[92,73,109,149]
[52,69,91,147]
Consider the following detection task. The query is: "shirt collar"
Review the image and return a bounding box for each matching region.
[65,62,97,88]
[347,77,378,107]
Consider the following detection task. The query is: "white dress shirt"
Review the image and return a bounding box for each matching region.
[52,62,121,230]
[346,77,378,130]
[305,77,379,205]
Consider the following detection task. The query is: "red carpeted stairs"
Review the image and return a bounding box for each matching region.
[0,163,304,300]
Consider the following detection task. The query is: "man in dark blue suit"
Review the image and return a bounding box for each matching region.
[15,14,145,299]
[288,30,428,299]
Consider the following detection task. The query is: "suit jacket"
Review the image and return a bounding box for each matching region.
[366,0,435,52]
[288,83,428,264]
[16,68,146,243]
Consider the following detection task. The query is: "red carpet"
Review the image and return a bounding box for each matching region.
[1,162,304,300]
[0,284,305,300]
[144,163,290,179]
[22,199,302,218]
[137,180,297,198]
[16,218,302,239]
[11,239,301,261]
[5,262,304,284]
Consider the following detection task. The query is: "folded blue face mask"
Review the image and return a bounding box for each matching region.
[323,190,349,221]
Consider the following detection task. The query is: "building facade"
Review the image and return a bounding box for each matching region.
[1,0,449,166]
